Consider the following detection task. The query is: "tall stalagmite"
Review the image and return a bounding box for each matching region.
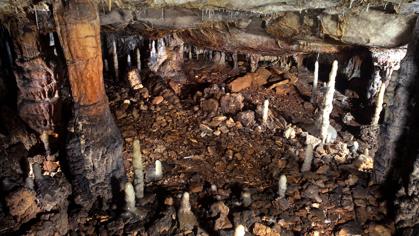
[53,0,125,208]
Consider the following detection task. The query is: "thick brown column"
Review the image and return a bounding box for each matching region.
[11,21,59,137]
[53,0,125,208]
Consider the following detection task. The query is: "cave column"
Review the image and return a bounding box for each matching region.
[11,20,59,152]
[53,0,125,208]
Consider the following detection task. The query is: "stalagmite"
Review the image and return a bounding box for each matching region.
[112,39,119,80]
[155,160,163,179]
[262,99,269,124]
[311,60,319,103]
[241,191,251,207]
[301,144,314,172]
[234,225,246,236]
[53,0,125,208]
[11,20,60,139]
[372,83,386,126]
[132,139,144,199]
[278,174,287,199]
[124,182,136,212]
[319,60,338,144]
[178,192,198,231]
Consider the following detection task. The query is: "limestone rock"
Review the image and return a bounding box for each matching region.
[320,10,416,48]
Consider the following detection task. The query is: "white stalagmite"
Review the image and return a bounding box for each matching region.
[136,47,141,71]
[262,99,269,124]
[320,60,338,144]
[241,191,252,207]
[372,83,386,126]
[311,60,319,103]
[180,192,191,212]
[301,144,314,172]
[132,139,144,199]
[278,174,287,199]
[124,182,136,212]
[178,192,198,230]
[112,39,119,80]
[155,160,163,178]
[233,225,246,236]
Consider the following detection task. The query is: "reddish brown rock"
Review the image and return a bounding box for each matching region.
[229,68,271,92]
[253,223,280,236]
[152,96,164,105]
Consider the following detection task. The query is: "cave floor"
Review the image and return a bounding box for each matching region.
[100,63,393,235]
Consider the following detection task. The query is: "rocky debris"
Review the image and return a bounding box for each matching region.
[284,126,296,139]
[220,93,244,114]
[253,223,280,236]
[336,221,362,236]
[367,224,392,236]
[148,207,176,235]
[35,174,72,212]
[210,201,232,230]
[5,187,40,224]
[236,110,256,127]
[28,210,70,236]
[228,68,271,92]
[152,95,164,105]
[127,69,143,90]
[201,98,219,115]
[354,149,373,171]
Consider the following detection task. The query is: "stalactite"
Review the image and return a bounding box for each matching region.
[53,0,125,209]
[127,53,131,68]
[232,51,238,69]
[311,60,319,103]
[112,38,119,80]
[136,47,141,71]
[250,54,259,72]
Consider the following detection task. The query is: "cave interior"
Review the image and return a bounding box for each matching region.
[1,0,419,235]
